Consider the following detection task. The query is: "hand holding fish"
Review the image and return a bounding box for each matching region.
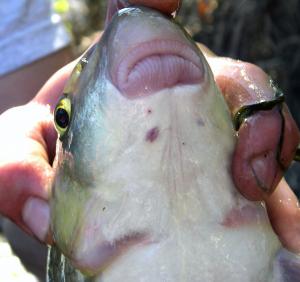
[0,1,299,280]
[206,55,300,253]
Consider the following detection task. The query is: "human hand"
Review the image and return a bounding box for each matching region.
[205,53,300,253]
[106,0,181,21]
[0,62,75,243]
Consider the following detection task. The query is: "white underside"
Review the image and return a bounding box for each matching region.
[56,80,281,281]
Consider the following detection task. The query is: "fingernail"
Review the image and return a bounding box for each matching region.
[250,152,276,193]
[22,197,50,242]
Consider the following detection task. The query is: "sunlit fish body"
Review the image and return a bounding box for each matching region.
[49,7,282,282]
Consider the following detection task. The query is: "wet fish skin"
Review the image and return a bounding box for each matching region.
[48,6,285,282]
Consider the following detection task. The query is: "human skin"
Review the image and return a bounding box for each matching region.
[0,0,299,256]
[0,47,72,114]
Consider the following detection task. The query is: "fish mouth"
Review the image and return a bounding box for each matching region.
[113,39,204,97]
[108,7,205,98]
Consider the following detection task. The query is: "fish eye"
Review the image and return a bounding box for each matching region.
[54,95,72,136]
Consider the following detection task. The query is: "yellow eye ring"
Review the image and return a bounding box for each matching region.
[54,95,72,136]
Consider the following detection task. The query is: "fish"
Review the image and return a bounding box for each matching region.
[48,6,286,282]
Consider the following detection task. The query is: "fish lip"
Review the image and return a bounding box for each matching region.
[71,232,153,274]
[111,38,204,97]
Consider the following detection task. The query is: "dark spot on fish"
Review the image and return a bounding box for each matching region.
[197,117,205,127]
[147,109,152,114]
[146,127,159,142]
[103,207,106,211]
[182,142,186,146]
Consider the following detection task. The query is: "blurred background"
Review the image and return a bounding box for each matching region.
[1,0,299,281]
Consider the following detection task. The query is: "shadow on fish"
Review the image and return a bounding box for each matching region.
[49,6,286,282]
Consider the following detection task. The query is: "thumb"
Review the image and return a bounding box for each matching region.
[0,103,54,243]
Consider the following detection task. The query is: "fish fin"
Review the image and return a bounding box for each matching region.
[270,248,300,282]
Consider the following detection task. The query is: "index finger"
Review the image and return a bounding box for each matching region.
[128,0,181,14]
[264,179,300,253]
[33,61,77,110]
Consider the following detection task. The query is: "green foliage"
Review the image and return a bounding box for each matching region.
[53,0,69,14]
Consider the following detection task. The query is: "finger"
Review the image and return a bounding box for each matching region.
[128,0,181,14]
[0,36,104,243]
[105,0,181,26]
[207,57,300,200]
[232,108,284,200]
[207,58,278,114]
[33,38,103,110]
[33,61,77,110]
[264,179,300,253]
[0,104,54,243]
[0,58,78,243]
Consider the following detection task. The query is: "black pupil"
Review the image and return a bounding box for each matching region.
[55,108,69,129]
